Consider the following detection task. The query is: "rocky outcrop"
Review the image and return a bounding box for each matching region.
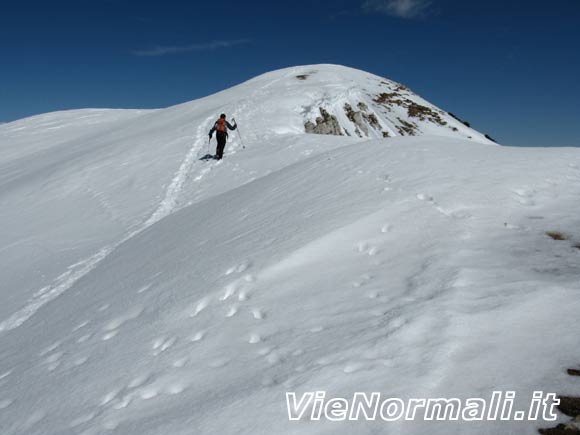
[304,108,343,136]
[344,103,368,137]
[305,103,389,138]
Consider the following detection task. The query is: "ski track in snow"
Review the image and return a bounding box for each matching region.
[0,116,215,334]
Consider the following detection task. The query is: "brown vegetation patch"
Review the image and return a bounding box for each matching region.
[557,396,580,418]
[396,118,418,136]
[374,92,406,107]
[539,366,580,434]
[364,112,380,128]
[344,103,356,122]
[546,231,569,241]
[407,102,447,126]
[374,93,446,127]
[539,425,580,434]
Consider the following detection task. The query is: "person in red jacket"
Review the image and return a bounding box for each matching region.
[209,114,237,160]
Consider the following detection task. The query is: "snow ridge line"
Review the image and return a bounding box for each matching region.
[0,118,213,334]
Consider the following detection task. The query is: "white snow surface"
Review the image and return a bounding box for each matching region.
[0,64,579,434]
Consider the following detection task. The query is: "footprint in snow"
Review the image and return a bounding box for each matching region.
[78,333,92,343]
[39,340,62,356]
[112,396,132,410]
[136,284,152,294]
[103,306,144,332]
[43,351,64,371]
[343,362,368,374]
[248,333,261,344]
[165,382,187,395]
[190,331,206,342]
[102,330,119,341]
[367,246,379,256]
[220,282,238,301]
[381,224,393,233]
[416,193,434,202]
[357,241,369,253]
[356,242,380,256]
[225,305,239,318]
[73,320,89,331]
[257,347,272,356]
[152,337,176,356]
[128,373,151,389]
[225,262,251,276]
[378,174,391,183]
[138,386,159,400]
[352,273,373,288]
[172,357,189,368]
[251,308,265,320]
[190,298,209,317]
[101,390,121,406]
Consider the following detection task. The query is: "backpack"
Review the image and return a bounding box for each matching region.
[216,118,226,132]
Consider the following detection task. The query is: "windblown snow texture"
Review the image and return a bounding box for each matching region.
[0,65,579,435]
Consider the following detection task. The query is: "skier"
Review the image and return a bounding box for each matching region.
[208,114,237,160]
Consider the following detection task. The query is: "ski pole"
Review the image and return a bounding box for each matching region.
[232,118,245,149]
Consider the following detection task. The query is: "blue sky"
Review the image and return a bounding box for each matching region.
[1,0,579,147]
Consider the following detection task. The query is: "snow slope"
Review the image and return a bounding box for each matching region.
[0,65,579,434]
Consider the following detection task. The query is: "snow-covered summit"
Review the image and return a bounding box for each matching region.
[0,65,579,435]
[184,64,493,142]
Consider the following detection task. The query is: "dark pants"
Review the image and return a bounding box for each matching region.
[215,132,227,159]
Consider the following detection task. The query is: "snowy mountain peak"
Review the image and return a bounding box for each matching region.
[204,64,493,143]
